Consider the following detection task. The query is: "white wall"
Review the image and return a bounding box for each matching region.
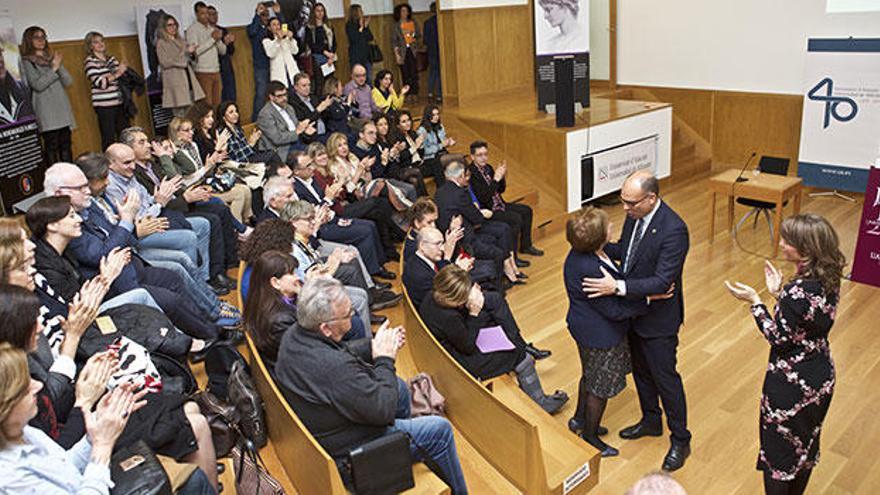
[589,0,609,80]
[618,0,880,94]
[442,0,526,11]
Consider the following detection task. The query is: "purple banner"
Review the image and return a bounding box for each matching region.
[851,166,880,288]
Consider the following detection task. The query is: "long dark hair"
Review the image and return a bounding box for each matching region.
[393,3,412,22]
[780,214,846,295]
[421,104,442,133]
[20,26,51,62]
[242,251,299,356]
[0,284,41,351]
[215,100,239,135]
[185,100,214,139]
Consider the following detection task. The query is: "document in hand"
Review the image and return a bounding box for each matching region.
[475,326,516,353]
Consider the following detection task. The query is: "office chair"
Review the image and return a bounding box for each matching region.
[734,156,790,241]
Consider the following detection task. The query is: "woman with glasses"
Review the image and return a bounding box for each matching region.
[156,14,205,116]
[20,26,75,164]
[83,31,131,150]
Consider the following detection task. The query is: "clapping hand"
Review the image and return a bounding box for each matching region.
[248,127,262,146]
[450,214,463,231]
[401,85,411,95]
[99,247,132,285]
[479,209,493,219]
[150,140,173,157]
[183,185,212,203]
[62,279,104,340]
[75,351,119,410]
[154,176,182,206]
[454,256,474,272]
[466,283,485,316]
[494,161,508,181]
[724,280,762,306]
[115,191,141,224]
[135,216,169,238]
[372,321,405,359]
[86,383,147,454]
[317,95,334,112]
[647,282,675,302]
[764,260,783,298]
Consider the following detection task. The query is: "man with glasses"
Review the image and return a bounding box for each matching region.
[343,64,381,120]
[581,170,691,471]
[275,278,469,494]
[256,80,317,160]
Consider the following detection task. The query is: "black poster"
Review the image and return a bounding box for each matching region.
[0,119,45,214]
[536,53,590,111]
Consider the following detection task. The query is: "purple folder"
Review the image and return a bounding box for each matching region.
[475,326,516,353]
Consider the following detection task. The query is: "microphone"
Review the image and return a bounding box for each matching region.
[734,152,757,183]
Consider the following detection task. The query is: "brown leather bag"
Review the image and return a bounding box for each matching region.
[232,443,285,495]
[193,391,240,458]
[408,373,446,417]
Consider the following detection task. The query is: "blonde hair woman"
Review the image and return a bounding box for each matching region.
[156,14,205,115]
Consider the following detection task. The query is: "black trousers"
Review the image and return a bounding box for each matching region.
[492,203,534,251]
[318,218,386,271]
[94,105,129,151]
[401,47,419,95]
[343,197,401,256]
[41,127,72,165]
[420,157,444,186]
[141,265,218,340]
[189,202,240,273]
[629,331,691,444]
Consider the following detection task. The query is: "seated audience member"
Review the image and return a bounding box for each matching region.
[289,73,331,141]
[420,265,567,413]
[275,278,469,494]
[0,342,144,494]
[343,64,380,120]
[352,120,418,203]
[239,218,297,300]
[242,250,303,365]
[405,227,549,359]
[321,76,357,135]
[257,80,317,159]
[257,174,298,224]
[388,110,428,195]
[215,100,282,165]
[25,196,220,345]
[565,207,663,457]
[469,140,543,257]
[417,104,455,184]
[289,150,394,277]
[435,160,524,286]
[72,155,239,327]
[371,69,408,115]
[118,128,240,291]
[0,253,218,490]
[281,200,399,321]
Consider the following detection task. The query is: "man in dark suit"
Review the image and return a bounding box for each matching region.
[289,73,331,142]
[582,170,691,471]
[468,140,543,257]
[256,175,298,224]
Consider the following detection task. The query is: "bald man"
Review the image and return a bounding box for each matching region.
[582,170,691,471]
[343,64,381,120]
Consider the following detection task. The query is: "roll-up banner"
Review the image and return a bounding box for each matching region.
[851,167,880,288]
[534,0,589,112]
[0,13,44,215]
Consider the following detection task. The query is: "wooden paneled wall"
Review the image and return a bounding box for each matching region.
[438,4,533,105]
[620,85,804,172]
[50,8,430,157]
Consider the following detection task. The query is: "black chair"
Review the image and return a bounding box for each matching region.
[734,156,790,240]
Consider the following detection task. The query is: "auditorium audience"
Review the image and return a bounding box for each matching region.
[156,14,205,116]
[725,214,844,495]
[304,2,337,97]
[344,63,381,120]
[418,104,455,184]
[275,278,469,494]
[377,112,427,196]
[372,69,408,115]
[345,4,375,77]
[20,26,75,164]
[469,140,543,256]
[247,0,285,120]
[352,120,418,203]
[83,31,130,150]
[239,218,296,299]
[420,265,567,413]
[263,16,301,89]
[257,80,317,159]
[186,1,227,107]
[391,3,420,102]
[215,100,281,165]
[289,73,331,141]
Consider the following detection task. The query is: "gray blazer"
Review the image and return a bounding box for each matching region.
[256,101,301,159]
[20,59,76,132]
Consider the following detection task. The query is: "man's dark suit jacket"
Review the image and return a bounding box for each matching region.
[255,207,279,224]
[605,201,689,338]
[433,181,485,236]
[289,93,323,125]
[467,163,507,210]
[402,254,449,308]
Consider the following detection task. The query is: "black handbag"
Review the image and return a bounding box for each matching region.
[368,43,384,63]
[348,431,414,495]
[193,390,241,458]
[110,440,173,495]
[228,358,267,448]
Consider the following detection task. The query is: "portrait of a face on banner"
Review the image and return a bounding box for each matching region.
[0,13,44,215]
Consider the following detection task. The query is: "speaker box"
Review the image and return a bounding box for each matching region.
[554,56,575,128]
[581,155,594,202]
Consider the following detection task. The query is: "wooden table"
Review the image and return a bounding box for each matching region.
[707,168,803,256]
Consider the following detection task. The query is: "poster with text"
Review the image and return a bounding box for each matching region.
[0,13,44,214]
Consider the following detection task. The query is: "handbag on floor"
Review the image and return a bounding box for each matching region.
[232,441,285,495]
[408,373,446,417]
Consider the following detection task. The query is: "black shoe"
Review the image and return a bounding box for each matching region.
[385,249,400,261]
[222,328,245,345]
[524,343,551,360]
[582,434,619,457]
[515,258,530,268]
[216,461,226,474]
[619,421,663,440]
[370,290,403,311]
[209,280,230,295]
[189,338,217,364]
[516,272,529,279]
[567,418,608,437]
[375,269,397,280]
[662,442,691,472]
[521,246,544,256]
[370,314,388,325]
[373,280,392,291]
[215,273,237,289]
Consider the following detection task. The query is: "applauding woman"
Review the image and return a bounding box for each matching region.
[156,14,205,116]
[725,214,845,495]
[83,31,130,150]
[263,16,300,89]
[243,250,301,367]
[372,69,408,115]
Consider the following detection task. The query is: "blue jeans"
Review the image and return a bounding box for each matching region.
[252,67,269,122]
[98,288,161,313]
[177,468,217,495]
[147,258,220,321]
[388,379,467,495]
[138,217,212,282]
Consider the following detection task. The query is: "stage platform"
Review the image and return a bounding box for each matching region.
[452,88,672,214]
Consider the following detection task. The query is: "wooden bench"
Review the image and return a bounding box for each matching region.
[243,323,450,494]
[401,286,601,494]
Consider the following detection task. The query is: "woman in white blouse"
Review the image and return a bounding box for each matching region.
[263,17,300,88]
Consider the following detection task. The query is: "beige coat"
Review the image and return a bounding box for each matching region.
[156,37,205,109]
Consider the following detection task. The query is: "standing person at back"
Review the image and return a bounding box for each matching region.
[186,1,226,107]
[207,5,236,104]
[248,1,286,121]
[582,170,691,471]
[423,2,441,103]
[345,4,375,79]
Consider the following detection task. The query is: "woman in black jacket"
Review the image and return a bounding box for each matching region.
[419,265,568,414]
[242,250,301,367]
[345,4,374,77]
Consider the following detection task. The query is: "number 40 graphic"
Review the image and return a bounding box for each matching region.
[807,78,859,129]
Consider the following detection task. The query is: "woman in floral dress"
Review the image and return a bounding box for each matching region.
[725,213,845,495]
